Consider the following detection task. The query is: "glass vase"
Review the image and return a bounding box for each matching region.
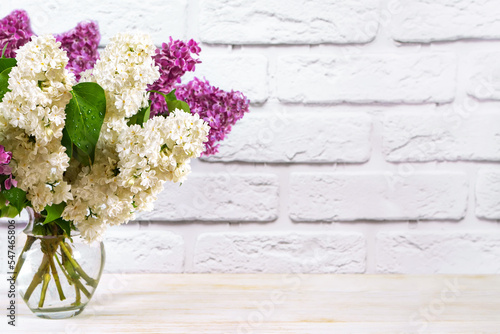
[14,208,105,319]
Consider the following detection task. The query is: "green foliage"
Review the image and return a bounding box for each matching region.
[0,190,19,218]
[42,202,67,225]
[1,187,28,216]
[0,49,17,101]
[64,82,106,165]
[32,221,47,236]
[61,127,73,159]
[0,67,13,101]
[127,103,151,127]
[167,99,191,114]
[1,44,7,58]
[0,58,16,73]
[54,218,72,237]
[150,89,191,115]
[38,202,73,237]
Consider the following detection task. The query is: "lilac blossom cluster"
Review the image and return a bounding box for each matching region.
[148,37,201,116]
[55,21,100,80]
[0,9,34,58]
[0,145,16,190]
[0,9,250,158]
[0,10,100,80]
[176,78,250,156]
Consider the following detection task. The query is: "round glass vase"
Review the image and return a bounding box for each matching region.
[14,208,105,319]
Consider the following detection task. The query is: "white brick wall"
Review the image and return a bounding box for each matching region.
[276,54,457,104]
[377,232,500,274]
[193,232,366,273]
[184,54,269,103]
[135,173,279,222]
[289,172,468,221]
[391,0,500,43]
[105,230,185,273]
[2,0,500,274]
[476,170,500,220]
[202,111,372,163]
[1,0,188,43]
[466,51,500,100]
[199,0,380,44]
[383,107,500,162]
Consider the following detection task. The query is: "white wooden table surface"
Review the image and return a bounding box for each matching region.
[1,274,500,333]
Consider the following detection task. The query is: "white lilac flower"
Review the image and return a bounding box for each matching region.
[64,110,208,242]
[0,35,74,211]
[3,35,75,145]
[1,32,209,243]
[81,32,160,122]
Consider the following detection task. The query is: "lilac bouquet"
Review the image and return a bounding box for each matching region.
[0,9,250,317]
[0,10,249,157]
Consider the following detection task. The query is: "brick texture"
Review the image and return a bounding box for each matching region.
[277,54,457,103]
[290,172,468,221]
[202,112,372,163]
[200,0,380,44]
[184,54,269,103]
[466,51,500,100]
[104,229,185,273]
[391,0,500,43]
[135,174,279,222]
[377,232,500,274]
[383,108,500,162]
[1,0,187,44]
[476,169,500,220]
[193,231,366,273]
[1,1,499,275]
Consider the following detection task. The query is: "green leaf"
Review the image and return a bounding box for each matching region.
[1,206,20,218]
[32,222,47,236]
[149,89,176,102]
[166,100,190,114]
[0,192,6,209]
[61,128,73,159]
[54,218,71,237]
[1,43,8,58]
[1,187,27,216]
[73,145,91,166]
[0,67,13,102]
[127,104,151,127]
[43,202,66,225]
[149,89,191,115]
[165,89,177,101]
[0,58,16,73]
[64,82,106,165]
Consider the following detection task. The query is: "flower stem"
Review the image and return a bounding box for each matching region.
[13,236,36,281]
[48,254,65,301]
[73,284,81,306]
[38,272,51,308]
[60,249,92,299]
[72,276,91,299]
[55,253,72,285]
[24,253,49,302]
[56,253,82,307]
[59,241,96,288]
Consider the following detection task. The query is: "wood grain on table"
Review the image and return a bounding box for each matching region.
[1,274,499,333]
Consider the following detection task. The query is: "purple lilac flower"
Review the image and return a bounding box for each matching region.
[0,145,15,190]
[175,78,250,156]
[0,164,11,175]
[55,21,100,80]
[4,175,16,190]
[0,10,34,58]
[0,144,12,175]
[0,145,12,165]
[148,38,201,116]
